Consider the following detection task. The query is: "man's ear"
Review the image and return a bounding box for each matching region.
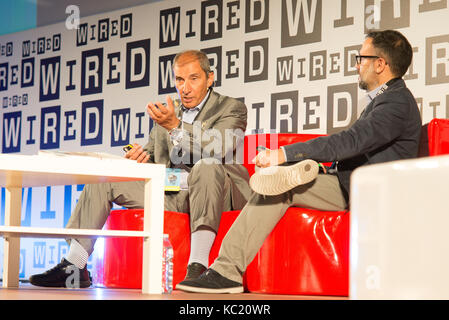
[207,71,215,88]
[376,57,388,74]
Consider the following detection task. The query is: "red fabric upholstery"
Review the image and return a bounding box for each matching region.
[428,118,449,156]
[208,210,240,265]
[99,209,247,289]
[245,208,349,295]
[100,210,190,289]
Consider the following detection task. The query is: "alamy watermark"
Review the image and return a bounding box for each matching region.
[169,120,280,166]
[65,265,81,288]
[66,5,80,30]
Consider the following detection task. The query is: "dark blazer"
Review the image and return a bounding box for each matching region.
[283,78,422,202]
[143,89,251,208]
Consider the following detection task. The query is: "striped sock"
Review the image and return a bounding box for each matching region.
[66,239,89,269]
[188,229,216,268]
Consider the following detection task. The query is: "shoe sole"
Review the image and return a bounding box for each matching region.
[249,159,319,196]
[29,280,91,288]
[176,283,244,294]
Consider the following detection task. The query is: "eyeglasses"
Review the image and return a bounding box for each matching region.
[355,55,379,65]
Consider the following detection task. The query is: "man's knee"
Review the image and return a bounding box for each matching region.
[248,190,290,206]
[188,158,226,183]
[81,183,103,195]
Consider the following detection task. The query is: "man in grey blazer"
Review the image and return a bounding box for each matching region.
[177,30,422,293]
[29,50,251,288]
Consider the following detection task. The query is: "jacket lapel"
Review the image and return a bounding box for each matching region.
[194,90,219,126]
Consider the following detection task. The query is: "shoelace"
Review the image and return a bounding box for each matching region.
[43,260,71,274]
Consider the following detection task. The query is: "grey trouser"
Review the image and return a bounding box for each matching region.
[210,174,348,283]
[66,159,242,255]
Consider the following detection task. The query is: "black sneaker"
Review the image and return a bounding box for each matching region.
[183,262,207,281]
[29,258,91,288]
[176,268,243,294]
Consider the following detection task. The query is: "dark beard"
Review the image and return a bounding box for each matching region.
[358,80,368,90]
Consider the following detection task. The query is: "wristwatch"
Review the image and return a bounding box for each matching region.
[168,123,183,146]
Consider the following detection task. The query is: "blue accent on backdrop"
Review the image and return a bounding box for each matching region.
[0,0,37,36]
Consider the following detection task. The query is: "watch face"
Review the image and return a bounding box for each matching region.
[169,128,183,146]
[169,128,181,136]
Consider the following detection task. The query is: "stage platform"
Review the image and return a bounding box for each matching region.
[0,282,346,300]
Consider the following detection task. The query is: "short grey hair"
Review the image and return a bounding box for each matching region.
[173,50,212,76]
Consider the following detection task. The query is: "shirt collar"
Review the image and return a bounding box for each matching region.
[181,89,211,113]
[367,84,384,101]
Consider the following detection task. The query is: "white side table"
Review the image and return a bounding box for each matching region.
[0,153,165,294]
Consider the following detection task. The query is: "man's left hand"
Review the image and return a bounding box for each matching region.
[146,95,180,131]
[252,148,286,168]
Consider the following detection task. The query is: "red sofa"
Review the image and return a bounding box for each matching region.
[96,118,449,295]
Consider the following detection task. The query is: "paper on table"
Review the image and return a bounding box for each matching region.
[38,150,126,160]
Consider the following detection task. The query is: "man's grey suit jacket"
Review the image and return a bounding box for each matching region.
[143,89,251,208]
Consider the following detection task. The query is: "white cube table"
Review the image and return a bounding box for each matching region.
[350,154,449,299]
[0,153,165,294]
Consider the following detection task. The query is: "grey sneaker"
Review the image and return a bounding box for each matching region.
[176,268,243,294]
[183,262,207,281]
[249,159,319,196]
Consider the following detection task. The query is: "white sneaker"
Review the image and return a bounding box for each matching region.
[249,159,319,196]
